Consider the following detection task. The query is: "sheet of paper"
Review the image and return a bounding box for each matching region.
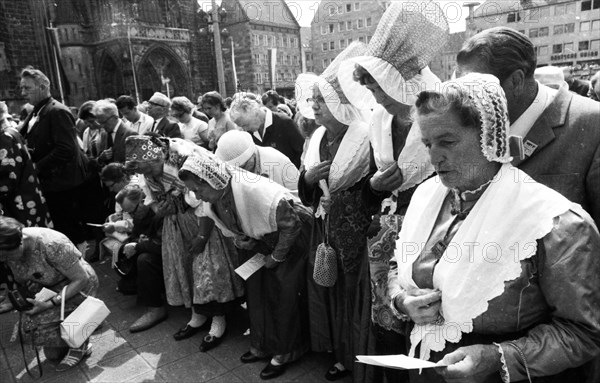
[35,287,57,302]
[235,254,266,280]
[356,355,448,370]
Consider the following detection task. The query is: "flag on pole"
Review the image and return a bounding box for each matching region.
[231,39,238,91]
[269,48,277,90]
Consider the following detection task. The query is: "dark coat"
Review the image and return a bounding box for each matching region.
[154,117,182,139]
[111,122,137,163]
[20,98,87,192]
[252,113,304,168]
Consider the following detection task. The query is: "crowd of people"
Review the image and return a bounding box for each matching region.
[1,1,600,382]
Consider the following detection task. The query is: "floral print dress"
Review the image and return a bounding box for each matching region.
[0,127,52,227]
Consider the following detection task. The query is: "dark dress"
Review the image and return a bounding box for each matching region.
[298,131,372,373]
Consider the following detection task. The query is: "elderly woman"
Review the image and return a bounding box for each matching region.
[199,91,238,150]
[178,154,312,380]
[388,73,600,382]
[215,130,299,192]
[125,135,244,349]
[336,3,449,381]
[170,96,209,147]
[295,42,372,381]
[0,217,99,371]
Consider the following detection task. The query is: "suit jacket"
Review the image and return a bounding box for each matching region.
[252,113,304,168]
[513,84,600,226]
[154,117,182,138]
[20,98,87,192]
[111,122,137,163]
[569,78,591,97]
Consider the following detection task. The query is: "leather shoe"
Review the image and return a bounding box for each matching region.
[173,321,208,341]
[325,365,350,381]
[129,307,167,333]
[240,351,267,364]
[260,362,286,380]
[199,333,224,352]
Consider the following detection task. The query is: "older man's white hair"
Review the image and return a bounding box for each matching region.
[229,92,263,121]
[92,99,119,118]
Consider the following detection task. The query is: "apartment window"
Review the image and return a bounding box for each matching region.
[582,0,592,11]
[366,17,372,27]
[321,25,327,34]
[358,36,365,43]
[539,7,550,18]
[554,4,565,16]
[579,41,590,51]
[539,26,549,37]
[566,2,576,14]
[591,39,600,50]
[253,54,259,64]
[347,21,353,30]
[507,12,520,23]
[347,38,353,46]
[581,21,591,31]
[346,3,352,12]
[322,42,328,51]
[564,42,574,53]
[593,20,600,30]
[330,41,335,50]
[367,35,372,43]
[340,39,347,49]
[554,25,564,35]
[529,28,538,38]
[338,22,345,32]
[358,19,364,28]
[293,38,298,47]
[538,45,549,56]
[566,23,575,33]
[329,6,336,15]
[286,55,291,65]
[338,5,343,14]
[263,35,269,46]
[280,36,284,47]
[552,44,563,54]
[322,59,327,68]
[288,37,292,47]
[254,73,261,83]
[253,34,259,45]
[354,2,360,11]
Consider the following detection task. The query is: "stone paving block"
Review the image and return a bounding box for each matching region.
[137,335,199,369]
[124,369,166,382]
[41,365,89,383]
[230,359,308,383]
[118,320,180,349]
[205,371,243,382]
[0,368,16,383]
[156,352,229,382]
[82,349,154,383]
[86,326,135,367]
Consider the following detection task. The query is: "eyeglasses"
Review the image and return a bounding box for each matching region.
[306,96,326,105]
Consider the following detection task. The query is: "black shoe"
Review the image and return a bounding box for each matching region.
[240,351,267,364]
[199,334,224,352]
[173,323,205,341]
[325,365,350,381]
[260,362,286,380]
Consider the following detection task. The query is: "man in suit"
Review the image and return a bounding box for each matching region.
[229,93,304,168]
[563,66,591,97]
[19,68,88,247]
[92,99,137,164]
[456,26,600,382]
[145,92,181,138]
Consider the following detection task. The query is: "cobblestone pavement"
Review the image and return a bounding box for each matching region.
[0,260,354,383]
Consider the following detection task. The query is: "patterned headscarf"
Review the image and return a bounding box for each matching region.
[125,135,166,163]
[180,154,231,190]
[443,73,512,163]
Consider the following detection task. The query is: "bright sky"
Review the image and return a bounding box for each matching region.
[284,0,475,32]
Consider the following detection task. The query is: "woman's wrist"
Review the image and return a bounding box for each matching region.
[270,254,286,262]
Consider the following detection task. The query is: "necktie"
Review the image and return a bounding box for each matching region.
[106,131,114,148]
[151,121,157,133]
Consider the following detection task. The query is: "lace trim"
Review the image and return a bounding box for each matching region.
[493,342,510,383]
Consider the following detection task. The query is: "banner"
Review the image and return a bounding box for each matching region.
[269,48,277,90]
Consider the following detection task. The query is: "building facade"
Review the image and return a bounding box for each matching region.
[0,0,217,111]
[221,0,302,97]
[300,26,313,73]
[311,1,389,75]
[468,0,600,78]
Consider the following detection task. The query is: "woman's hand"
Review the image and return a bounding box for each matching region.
[395,288,442,325]
[370,164,404,192]
[123,243,137,258]
[264,256,280,269]
[154,199,176,218]
[435,345,502,382]
[24,298,53,316]
[103,223,116,234]
[304,161,332,186]
[234,237,258,250]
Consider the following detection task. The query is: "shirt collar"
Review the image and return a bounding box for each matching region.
[253,108,272,141]
[510,81,558,139]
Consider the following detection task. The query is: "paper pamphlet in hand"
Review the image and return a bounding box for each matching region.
[235,254,266,280]
[35,287,58,302]
[356,355,448,370]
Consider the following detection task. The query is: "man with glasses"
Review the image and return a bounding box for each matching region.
[19,68,88,252]
[116,95,154,135]
[146,92,181,138]
[92,100,137,164]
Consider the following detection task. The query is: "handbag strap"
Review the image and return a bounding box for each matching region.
[17,313,43,378]
[60,285,67,321]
